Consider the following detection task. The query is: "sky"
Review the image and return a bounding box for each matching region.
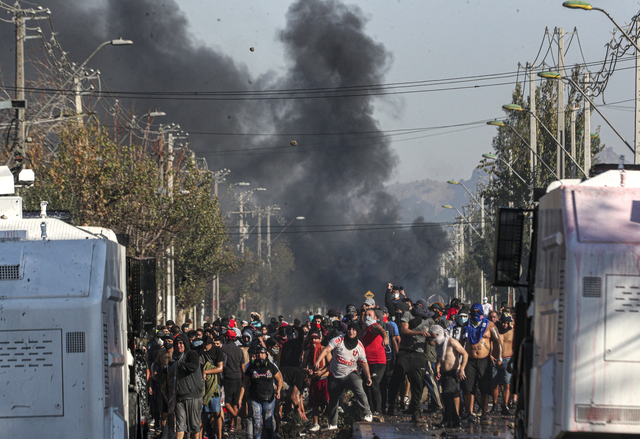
[175,0,640,184]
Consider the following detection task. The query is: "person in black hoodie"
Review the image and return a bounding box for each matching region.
[173,333,203,439]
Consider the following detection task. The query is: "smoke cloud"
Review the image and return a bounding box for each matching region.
[0,0,449,309]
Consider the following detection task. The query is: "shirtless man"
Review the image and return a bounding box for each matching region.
[431,325,468,428]
[492,314,514,415]
[461,303,502,422]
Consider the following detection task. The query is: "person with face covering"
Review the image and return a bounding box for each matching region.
[302,327,331,432]
[430,325,468,429]
[461,303,502,422]
[314,322,373,429]
[386,299,435,419]
[239,346,283,439]
[173,333,204,439]
[361,308,389,415]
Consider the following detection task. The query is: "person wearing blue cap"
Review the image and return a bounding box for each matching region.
[460,303,502,423]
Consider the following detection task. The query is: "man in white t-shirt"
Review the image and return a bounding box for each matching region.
[482,297,492,317]
[314,322,373,429]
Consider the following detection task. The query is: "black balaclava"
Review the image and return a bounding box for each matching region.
[344,322,359,350]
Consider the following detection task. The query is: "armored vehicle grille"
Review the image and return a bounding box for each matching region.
[583,276,602,298]
[66,331,85,353]
[0,264,20,280]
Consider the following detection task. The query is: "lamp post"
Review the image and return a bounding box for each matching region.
[23,38,133,155]
[268,216,305,269]
[486,120,560,182]
[482,153,528,185]
[442,205,482,238]
[502,104,587,177]
[538,70,633,154]
[563,1,640,164]
[447,179,492,219]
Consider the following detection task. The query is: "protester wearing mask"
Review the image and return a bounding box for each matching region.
[430,325,468,429]
[239,346,283,439]
[360,308,389,415]
[343,304,358,324]
[447,305,470,342]
[302,327,331,432]
[314,322,374,429]
[384,283,405,317]
[387,299,434,419]
[461,303,502,422]
[173,334,204,439]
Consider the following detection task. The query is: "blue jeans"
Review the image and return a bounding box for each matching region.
[249,398,276,439]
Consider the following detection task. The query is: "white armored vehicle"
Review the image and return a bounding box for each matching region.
[0,166,148,438]
[495,165,640,439]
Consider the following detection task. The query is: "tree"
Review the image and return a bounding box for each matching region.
[21,121,233,312]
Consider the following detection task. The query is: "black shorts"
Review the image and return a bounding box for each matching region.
[462,356,492,395]
[440,369,459,395]
[224,378,242,405]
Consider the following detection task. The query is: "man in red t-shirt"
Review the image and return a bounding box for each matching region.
[361,308,389,415]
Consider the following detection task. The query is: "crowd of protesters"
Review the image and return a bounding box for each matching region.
[145,285,515,438]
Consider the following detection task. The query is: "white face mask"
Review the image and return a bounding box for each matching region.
[364,316,377,327]
[434,334,446,345]
[392,293,400,300]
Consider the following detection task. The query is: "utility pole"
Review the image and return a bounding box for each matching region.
[529,63,537,184]
[165,132,175,322]
[265,205,280,270]
[584,73,591,175]
[257,208,263,261]
[557,28,566,179]
[570,106,577,178]
[210,168,229,321]
[636,32,640,165]
[14,2,25,157]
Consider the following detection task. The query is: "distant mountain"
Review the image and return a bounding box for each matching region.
[387,147,627,225]
[595,146,627,166]
[386,168,485,223]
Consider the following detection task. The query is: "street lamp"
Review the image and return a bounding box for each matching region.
[482,153,528,185]
[502,104,587,177]
[446,179,492,219]
[442,205,481,237]
[486,120,560,180]
[268,216,305,270]
[24,38,133,152]
[538,71,633,154]
[562,2,640,52]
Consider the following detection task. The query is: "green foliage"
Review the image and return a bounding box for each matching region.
[22,122,233,311]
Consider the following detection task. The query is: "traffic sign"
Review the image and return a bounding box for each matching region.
[364,291,374,299]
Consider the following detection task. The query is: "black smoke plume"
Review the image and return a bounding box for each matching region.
[0,0,449,308]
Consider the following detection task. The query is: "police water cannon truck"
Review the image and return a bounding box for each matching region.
[0,165,149,438]
[494,164,640,438]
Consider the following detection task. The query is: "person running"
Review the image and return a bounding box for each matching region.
[314,322,373,430]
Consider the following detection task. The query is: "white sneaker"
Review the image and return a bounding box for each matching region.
[326,425,338,430]
[364,415,373,422]
[309,424,320,432]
